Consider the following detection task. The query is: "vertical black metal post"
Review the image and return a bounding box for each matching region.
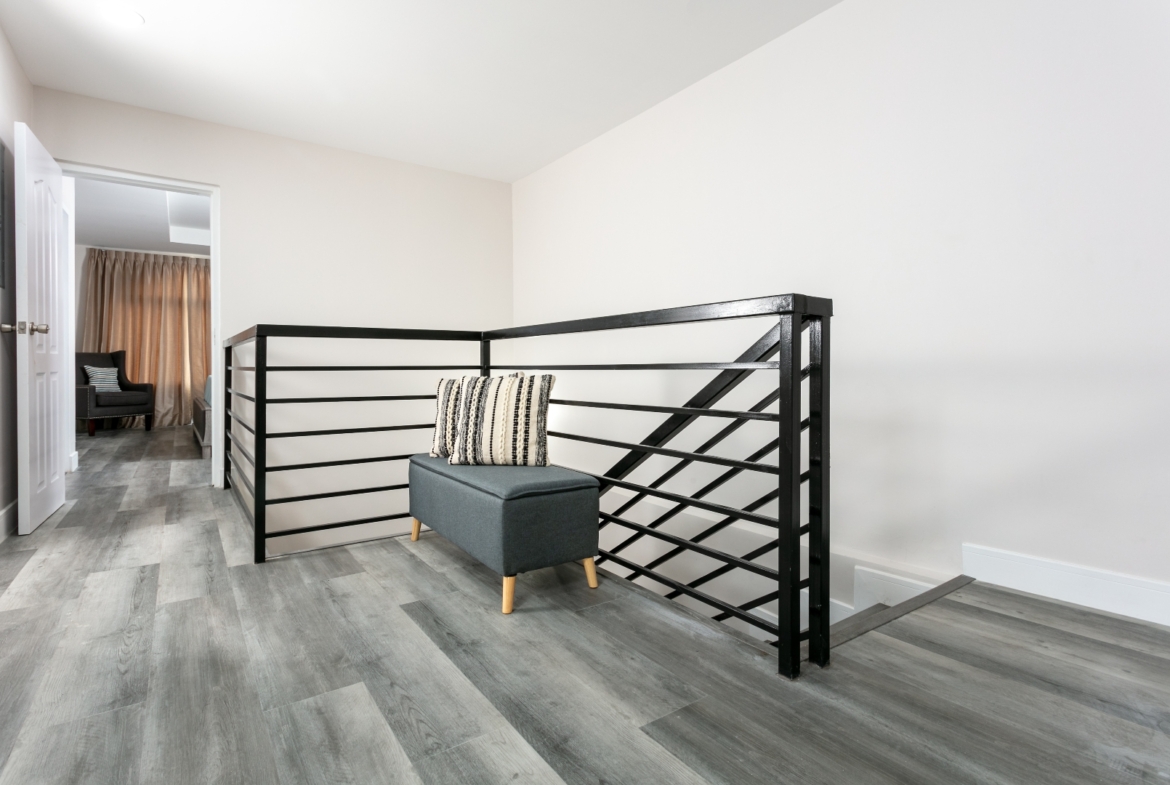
[253,335,268,564]
[480,337,491,377]
[776,311,803,678]
[807,316,830,667]
[223,345,232,489]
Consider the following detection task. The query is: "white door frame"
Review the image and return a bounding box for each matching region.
[57,161,224,487]
[63,176,75,472]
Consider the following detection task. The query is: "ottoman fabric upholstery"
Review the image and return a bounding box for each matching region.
[408,454,599,577]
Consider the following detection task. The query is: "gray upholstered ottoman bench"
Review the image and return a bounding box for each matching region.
[408,454,600,613]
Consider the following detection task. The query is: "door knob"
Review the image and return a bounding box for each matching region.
[0,324,13,333]
[32,324,49,334]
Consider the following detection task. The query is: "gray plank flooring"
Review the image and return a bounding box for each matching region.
[140,591,279,785]
[157,519,231,605]
[266,682,422,785]
[22,564,157,730]
[0,426,1166,783]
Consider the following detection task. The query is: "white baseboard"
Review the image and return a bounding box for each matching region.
[963,544,1170,627]
[854,566,933,612]
[69,451,79,472]
[0,500,16,542]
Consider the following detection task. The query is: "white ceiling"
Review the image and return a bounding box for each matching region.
[0,0,841,182]
[75,177,211,255]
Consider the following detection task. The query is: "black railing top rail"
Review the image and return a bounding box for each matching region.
[226,324,482,346]
[482,294,832,340]
[223,293,832,348]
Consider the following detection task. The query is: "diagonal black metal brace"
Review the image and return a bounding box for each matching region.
[597,322,783,494]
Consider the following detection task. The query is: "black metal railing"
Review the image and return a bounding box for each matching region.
[223,293,830,678]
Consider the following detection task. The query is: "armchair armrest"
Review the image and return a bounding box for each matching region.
[76,385,97,419]
[120,380,154,396]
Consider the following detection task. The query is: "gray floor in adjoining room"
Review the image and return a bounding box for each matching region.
[0,427,1167,784]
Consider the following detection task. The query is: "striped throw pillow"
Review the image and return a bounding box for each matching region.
[450,373,555,466]
[84,365,122,392]
[429,377,465,458]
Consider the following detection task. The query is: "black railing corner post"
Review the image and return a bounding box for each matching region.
[223,345,232,490]
[480,336,491,377]
[254,334,268,564]
[776,311,803,679]
[808,315,831,668]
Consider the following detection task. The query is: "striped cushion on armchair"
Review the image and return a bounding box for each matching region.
[83,365,122,392]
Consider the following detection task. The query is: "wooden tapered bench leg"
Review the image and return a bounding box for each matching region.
[410,518,422,541]
[502,576,516,614]
[583,557,598,589]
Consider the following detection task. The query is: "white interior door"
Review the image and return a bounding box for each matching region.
[15,122,70,535]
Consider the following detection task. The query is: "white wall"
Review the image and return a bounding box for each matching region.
[513,0,1170,606]
[0,21,31,152]
[0,22,33,537]
[33,87,513,550]
[34,88,512,337]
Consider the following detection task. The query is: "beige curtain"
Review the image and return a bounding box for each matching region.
[79,249,211,427]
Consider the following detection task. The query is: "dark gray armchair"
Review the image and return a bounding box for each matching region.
[76,350,155,435]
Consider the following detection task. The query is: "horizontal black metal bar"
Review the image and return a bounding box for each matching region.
[267,395,437,404]
[267,483,409,506]
[607,385,782,519]
[266,453,416,472]
[265,512,413,538]
[267,423,432,438]
[641,468,808,587]
[483,294,832,340]
[564,470,779,527]
[549,398,781,422]
[714,591,778,622]
[550,431,778,475]
[600,513,780,580]
[492,362,779,372]
[267,365,479,372]
[711,578,810,623]
[610,464,781,566]
[226,451,256,500]
[600,550,780,636]
[225,408,256,435]
[225,429,255,467]
[227,324,482,347]
[667,536,780,598]
[226,388,256,402]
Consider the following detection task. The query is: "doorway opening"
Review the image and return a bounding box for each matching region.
[62,163,222,487]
